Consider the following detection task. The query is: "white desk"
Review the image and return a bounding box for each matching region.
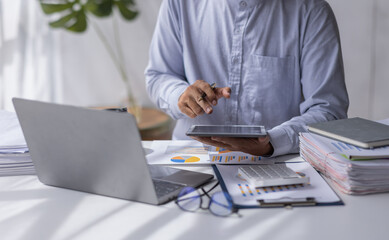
[1,148,389,240]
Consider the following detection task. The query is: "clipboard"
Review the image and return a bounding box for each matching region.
[212,161,343,209]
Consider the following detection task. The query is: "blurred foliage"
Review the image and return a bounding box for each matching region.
[39,0,138,33]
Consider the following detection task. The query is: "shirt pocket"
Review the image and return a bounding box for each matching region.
[244,55,295,124]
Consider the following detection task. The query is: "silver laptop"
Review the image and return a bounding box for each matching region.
[13,98,213,205]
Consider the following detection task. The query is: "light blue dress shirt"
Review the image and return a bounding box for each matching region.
[145,0,349,156]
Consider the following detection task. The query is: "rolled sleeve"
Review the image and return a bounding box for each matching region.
[145,0,189,120]
[167,84,187,119]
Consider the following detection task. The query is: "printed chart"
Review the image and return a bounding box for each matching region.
[331,141,362,152]
[171,156,200,163]
[147,140,211,165]
[215,147,231,154]
[147,141,278,165]
[209,146,273,164]
[237,183,305,197]
[211,155,262,163]
[215,162,341,206]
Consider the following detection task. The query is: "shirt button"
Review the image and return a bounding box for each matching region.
[240,1,247,7]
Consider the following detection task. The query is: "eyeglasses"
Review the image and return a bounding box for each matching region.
[175,182,240,217]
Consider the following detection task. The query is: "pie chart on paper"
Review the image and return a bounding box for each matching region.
[171,156,200,163]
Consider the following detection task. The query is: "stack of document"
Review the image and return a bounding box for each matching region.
[0,111,34,176]
[299,119,389,194]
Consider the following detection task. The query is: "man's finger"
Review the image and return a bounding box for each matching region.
[198,83,217,105]
[196,95,213,114]
[258,136,270,144]
[187,98,204,116]
[180,105,197,118]
[215,87,231,99]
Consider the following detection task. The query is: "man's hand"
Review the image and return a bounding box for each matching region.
[191,136,274,156]
[178,80,231,118]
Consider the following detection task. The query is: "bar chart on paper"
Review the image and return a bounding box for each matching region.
[211,155,262,163]
[237,183,306,197]
[220,166,310,205]
[214,163,343,207]
[209,147,274,164]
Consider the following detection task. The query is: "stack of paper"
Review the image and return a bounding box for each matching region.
[0,111,35,176]
[299,120,389,195]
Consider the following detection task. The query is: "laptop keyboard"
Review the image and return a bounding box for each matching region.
[153,179,185,199]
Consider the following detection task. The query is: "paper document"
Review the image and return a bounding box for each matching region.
[215,162,341,207]
[308,132,389,160]
[300,132,389,194]
[146,141,278,165]
[0,110,27,148]
[146,140,211,165]
[208,146,277,164]
[0,111,34,176]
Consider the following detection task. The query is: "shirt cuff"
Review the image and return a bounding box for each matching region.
[267,126,293,157]
[167,85,188,120]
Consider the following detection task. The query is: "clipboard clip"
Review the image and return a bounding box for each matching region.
[257,197,317,209]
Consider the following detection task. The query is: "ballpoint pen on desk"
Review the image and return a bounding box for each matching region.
[104,107,128,113]
[198,83,216,102]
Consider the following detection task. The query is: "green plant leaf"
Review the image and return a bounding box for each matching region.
[40,0,138,34]
[86,0,113,17]
[41,3,73,14]
[114,1,138,20]
[49,12,77,28]
[66,11,87,32]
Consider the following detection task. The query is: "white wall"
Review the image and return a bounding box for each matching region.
[328,0,389,120]
[57,0,162,108]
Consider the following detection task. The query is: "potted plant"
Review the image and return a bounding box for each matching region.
[39,0,141,121]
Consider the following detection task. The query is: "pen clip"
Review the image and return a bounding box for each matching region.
[257,197,317,208]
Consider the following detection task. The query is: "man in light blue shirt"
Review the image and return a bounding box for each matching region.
[145,0,349,157]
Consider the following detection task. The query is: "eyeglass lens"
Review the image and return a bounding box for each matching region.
[176,186,234,217]
[209,191,234,216]
[177,187,201,212]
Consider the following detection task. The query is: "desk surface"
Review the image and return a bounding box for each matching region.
[1,147,389,240]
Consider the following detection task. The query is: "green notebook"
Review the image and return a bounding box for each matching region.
[308,117,389,149]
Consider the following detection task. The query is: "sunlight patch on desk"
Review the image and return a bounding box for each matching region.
[56,200,134,239]
[243,210,292,239]
[0,198,46,239]
[0,198,45,223]
[10,188,86,240]
[136,210,196,239]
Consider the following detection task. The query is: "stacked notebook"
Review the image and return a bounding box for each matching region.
[300,118,389,195]
[0,111,34,176]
